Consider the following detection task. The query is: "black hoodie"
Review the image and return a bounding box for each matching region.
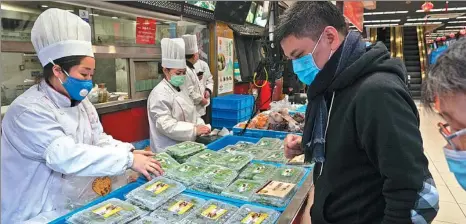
[309,41,438,223]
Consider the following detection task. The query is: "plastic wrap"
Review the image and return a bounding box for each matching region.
[67,198,144,224]
[271,166,305,184]
[179,199,239,224]
[234,141,255,150]
[154,152,180,170]
[193,165,238,194]
[238,163,276,181]
[252,180,297,207]
[216,152,253,171]
[125,177,185,210]
[221,179,266,201]
[165,162,206,186]
[224,204,281,224]
[256,138,282,149]
[151,194,206,222]
[128,216,166,224]
[185,150,222,165]
[166,141,206,163]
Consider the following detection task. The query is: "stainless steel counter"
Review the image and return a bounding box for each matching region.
[94,98,147,115]
[277,170,313,224]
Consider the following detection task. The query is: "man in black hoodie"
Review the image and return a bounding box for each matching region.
[276,2,439,224]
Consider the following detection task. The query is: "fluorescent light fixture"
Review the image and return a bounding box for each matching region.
[365,23,398,27]
[41,5,48,8]
[396,11,409,14]
[446,26,466,29]
[449,20,466,23]
[457,16,466,19]
[112,16,118,19]
[365,19,399,23]
[384,11,396,14]
[90,14,99,16]
[364,20,380,23]
[417,7,466,13]
[404,22,442,26]
[408,17,449,21]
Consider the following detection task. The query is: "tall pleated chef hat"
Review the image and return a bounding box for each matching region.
[161,38,186,69]
[182,34,199,55]
[31,8,94,67]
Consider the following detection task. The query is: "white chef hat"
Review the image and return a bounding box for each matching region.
[182,34,199,55]
[31,8,94,67]
[161,38,186,69]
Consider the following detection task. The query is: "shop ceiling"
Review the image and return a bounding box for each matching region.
[362,1,466,36]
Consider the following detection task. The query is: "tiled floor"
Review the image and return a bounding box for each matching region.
[419,106,466,223]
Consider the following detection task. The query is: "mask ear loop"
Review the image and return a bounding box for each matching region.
[48,58,70,85]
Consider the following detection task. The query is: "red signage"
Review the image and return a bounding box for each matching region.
[136,17,156,45]
[344,1,364,32]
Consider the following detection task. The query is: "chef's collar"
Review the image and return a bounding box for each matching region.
[41,80,77,108]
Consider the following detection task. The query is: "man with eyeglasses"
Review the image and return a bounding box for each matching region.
[422,38,466,191]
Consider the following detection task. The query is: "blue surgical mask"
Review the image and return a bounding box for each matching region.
[292,32,332,85]
[444,147,466,190]
[49,59,93,101]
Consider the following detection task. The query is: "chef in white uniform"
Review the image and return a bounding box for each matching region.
[148,38,211,152]
[1,9,163,223]
[180,34,211,118]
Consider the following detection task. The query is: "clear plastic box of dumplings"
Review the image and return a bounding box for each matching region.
[224,204,281,224]
[179,199,239,224]
[216,152,253,171]
[221,179,266,201]
[166,141,205,163]
[256,138,283,149]
[252,180,298,207]
[238,163,276,181]
[185,150,222,166]
[125,176,185,210]
[262,150,288,164]
[128,216,166,224]
[234,141,255,151]
[192,165,238,194]
[67,198,144,224]
[271,166,306,184]
[165,162,206,186]
[151,194,206,222]
[154,152,180,170]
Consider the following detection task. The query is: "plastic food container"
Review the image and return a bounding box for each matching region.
[224,204,281,224]
[271,166,306,184]
[166,141,206,163]
[125,177,185,210]
[256,138,282,149]
[151,194,206,223]
[185,150,222,166]
[262,150,288,164]
[67,198,144,224]
[238,163,276,181]
[252,180,298,207]
[165,163,206,187]
[216,152,253,171]
[193,165,238,194]
[129,216,166,224]
[221,179,266,201]
[154,152,180,170]
[179,199,239,224]
[235,141,255,151]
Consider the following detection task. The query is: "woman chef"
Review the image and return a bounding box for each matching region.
[148,38,211,152]
[1,9,163,223]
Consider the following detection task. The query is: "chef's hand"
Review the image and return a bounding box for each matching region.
[284,134,303,159]
[204,90,210,99]
[131,151,164,181]
[196,125,211,136]
[201,98,208,106]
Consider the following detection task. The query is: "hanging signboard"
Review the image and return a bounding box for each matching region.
[136,17,157,45]
[343,1,364,32]
[217,37,234,94]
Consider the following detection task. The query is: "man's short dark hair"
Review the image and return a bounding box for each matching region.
[275,2,348,42]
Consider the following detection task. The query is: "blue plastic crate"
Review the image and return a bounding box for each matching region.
[212,107,253,119]
[212,116,250,129]
[232,126,302,139]
[212,94,254,110]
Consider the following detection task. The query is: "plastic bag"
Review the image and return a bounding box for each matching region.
[87,84,99,104]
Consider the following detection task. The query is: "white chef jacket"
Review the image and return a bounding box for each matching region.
[148,79,205,152]
[181,60,213,117]
[1,81,134,223]
[194,60,214,116]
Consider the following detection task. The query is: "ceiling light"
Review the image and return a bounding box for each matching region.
[396,11,409,14]
[446,26,466,29]
[112,16,118,19]
[41,5,48,8]
[383,11,396,14]
[365,23,398,27]
[457,16,466,19]
[363,12,373,15]
[448,20,466,23]
[90,14,99,16]
[417,7,466,13]
[364,20,381,23]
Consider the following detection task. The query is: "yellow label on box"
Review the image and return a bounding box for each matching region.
[145,181,169,195]
[241,212,269,224]
[201,205,227,220]
[92,203,122,218]
[168,200,194,215]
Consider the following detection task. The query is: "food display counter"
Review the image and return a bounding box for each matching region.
[51,135,314,224]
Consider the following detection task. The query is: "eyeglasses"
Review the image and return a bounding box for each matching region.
[437,122,466,151]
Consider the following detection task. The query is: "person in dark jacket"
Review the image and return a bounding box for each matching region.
[276,2,439,224]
